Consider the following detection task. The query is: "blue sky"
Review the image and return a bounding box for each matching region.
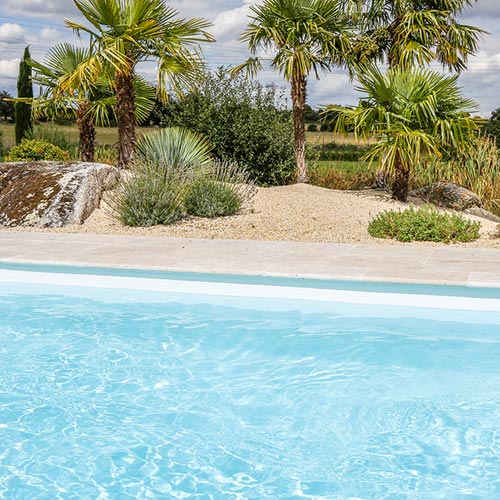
[0,0,499,116]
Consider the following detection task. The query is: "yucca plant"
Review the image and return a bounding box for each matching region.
[136,127,212,169]
[328,64,478,201]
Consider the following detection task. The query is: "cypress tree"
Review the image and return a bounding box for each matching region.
[14,46,33,145]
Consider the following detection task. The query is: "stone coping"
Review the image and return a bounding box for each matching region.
[0,230,499,288]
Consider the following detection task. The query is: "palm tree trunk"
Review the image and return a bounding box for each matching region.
[291,74,308,183]
[391,151,410,202]
[116,67,136,169]
[77,103,96,162]
[377,16,404,190]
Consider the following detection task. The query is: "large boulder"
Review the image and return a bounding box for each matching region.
[0,161,119,227]
[410,182,482,211]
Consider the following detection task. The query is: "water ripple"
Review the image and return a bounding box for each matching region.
[0,291,500,498]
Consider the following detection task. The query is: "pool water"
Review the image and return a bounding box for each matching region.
[1,279,500,499]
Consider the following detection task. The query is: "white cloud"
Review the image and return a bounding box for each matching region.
[39,27,60,42]
[0,23,26,42]
[0,58,20,81]
[212,0,255,40]
[0,0,78,18]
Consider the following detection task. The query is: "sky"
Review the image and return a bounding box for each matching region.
[0,0,499,116]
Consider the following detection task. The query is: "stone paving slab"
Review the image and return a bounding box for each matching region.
[1,230,500,287]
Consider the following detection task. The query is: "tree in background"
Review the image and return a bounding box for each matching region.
[304,105,320,124]
[328,65,478,201]
[485,108,500,144]
[0,91,15,121]
[233,0,354,183]
[15,46,33,145]
[352,0,485,71]
[63,0,213,168]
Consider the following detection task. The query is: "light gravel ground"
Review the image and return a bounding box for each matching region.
[2,184,500,248]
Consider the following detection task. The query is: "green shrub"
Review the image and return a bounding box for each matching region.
[111,161,189,227]
[5,138,67,161]
[154,69,295,186]
[185,161,256,218]
[186,180,241,217]
[485,108,500,143]
[111,128,207,226]
[368,206,481,243]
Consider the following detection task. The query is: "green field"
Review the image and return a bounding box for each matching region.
[306,131,374,146]
[0,122,372,150]
[312,160,371,175]
[0,122,157,150]
[0,123,372,189]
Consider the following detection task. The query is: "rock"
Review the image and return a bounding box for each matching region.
[410,182,482,211]
[464,206,500,223]
[0,161,119,227]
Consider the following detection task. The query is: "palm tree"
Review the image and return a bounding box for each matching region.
[349,0,485,188]
[352,0,485,71]
[233,0,354,183]
[30,43,155,162]
[63,0,213,168]
[328,65,478,201]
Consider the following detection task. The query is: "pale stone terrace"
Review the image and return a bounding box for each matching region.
[0,230,499,288]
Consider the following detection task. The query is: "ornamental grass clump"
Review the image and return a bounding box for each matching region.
[412,138,500,215]
[368,206,481,243]
[185,161,256,218]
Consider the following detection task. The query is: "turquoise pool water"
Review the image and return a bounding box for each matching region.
[1,271,500,499]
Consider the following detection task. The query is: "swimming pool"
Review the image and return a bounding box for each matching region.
[1,264,500,499]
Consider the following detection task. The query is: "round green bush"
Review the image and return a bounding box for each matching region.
[6,138,67,162]
[185,179,242,218]
[368,205,481,243]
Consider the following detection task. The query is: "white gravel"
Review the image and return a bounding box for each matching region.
[2,184,499,247]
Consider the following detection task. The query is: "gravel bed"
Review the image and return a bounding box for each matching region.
[2,184,499,248]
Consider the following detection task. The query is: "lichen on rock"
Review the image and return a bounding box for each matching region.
[410,182,482,211]
[0,161,119,227]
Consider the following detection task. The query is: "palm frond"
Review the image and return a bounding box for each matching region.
[230,58,263,79]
